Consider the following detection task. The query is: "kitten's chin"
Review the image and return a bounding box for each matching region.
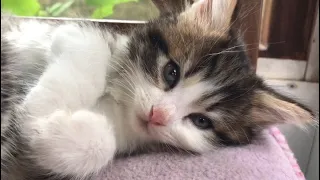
[133,116,152,136]
[136,117,149,131]
[134,116,161,140]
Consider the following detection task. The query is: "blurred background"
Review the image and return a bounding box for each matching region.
[1,0,319,179]
[1,0,159,20]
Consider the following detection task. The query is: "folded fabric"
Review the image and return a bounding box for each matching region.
[97,127,304,180]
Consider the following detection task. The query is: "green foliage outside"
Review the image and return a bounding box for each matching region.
[1,0,145,19]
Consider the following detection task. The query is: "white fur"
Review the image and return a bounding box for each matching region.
[8,21,126,178]
[27,110,115,177]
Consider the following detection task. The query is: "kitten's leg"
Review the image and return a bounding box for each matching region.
[24,23,114,116]
[26,110,116,178]
[21,24,120,178]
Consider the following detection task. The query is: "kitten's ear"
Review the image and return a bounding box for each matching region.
[251,88,316,127]
[180,0,238,35]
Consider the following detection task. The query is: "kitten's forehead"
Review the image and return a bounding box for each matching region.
[161,23,229,63]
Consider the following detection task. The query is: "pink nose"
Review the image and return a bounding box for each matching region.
[149,106,168,126]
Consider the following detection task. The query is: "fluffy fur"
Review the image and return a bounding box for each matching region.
[1,0,315,179]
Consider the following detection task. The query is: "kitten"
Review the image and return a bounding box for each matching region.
[1,0,315,179]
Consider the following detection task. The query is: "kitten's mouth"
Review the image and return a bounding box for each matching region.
[137,116,150,132]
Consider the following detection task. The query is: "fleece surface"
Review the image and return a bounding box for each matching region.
[97,128,303,180]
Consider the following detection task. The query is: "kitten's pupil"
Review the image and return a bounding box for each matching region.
[188,114,212,130]
[194,117,210,129]
[163,60,180,89]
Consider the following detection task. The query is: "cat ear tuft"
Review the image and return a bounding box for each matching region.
[251,90,316,127]
[179,0,238,35]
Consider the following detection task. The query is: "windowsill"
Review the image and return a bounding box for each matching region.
[8,15,147,24]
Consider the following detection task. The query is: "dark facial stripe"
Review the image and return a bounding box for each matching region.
[215,127,254,146]
[128,25,173,84]
[198,87,224,104]
[184,60,208,79]
[205,89,247,112]
[202,76,259,111]
[148,29,169,55]
[215,131,242,146]
[184,50,222,79]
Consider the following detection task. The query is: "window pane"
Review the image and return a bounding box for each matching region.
[1,0,159,20]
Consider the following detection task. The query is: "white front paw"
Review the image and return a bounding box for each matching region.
[31,110,116,178]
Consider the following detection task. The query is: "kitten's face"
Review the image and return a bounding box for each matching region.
[113,0,313,152]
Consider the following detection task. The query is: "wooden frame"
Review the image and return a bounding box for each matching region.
[259,0,319,60]
[259,0,274,51]
[305,6,319,82]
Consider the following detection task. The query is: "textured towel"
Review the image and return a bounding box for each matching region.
[97,127,303,180]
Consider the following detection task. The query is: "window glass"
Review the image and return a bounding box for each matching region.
[1,0,159,20]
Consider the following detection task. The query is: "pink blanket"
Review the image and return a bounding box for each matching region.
[97,127,304,180]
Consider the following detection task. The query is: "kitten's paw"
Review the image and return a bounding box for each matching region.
[31,110,116,177]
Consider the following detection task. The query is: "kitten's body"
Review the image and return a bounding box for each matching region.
[1,0,314,179]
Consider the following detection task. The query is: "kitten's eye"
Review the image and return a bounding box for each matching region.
[163,60,180,89]
[188,114,212,130]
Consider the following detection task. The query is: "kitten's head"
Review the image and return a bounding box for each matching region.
[113,0,315,152]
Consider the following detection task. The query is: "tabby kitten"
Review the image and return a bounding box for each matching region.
[1,0,314,179]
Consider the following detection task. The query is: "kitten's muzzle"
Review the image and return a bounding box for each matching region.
[149,105,171,126]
